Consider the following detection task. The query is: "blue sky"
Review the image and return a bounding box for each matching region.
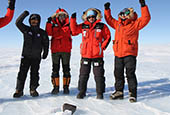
[0,0,170,48]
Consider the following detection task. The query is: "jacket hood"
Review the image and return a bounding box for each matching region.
[51,8,69,19]
[118,8,138,24]
[51,8,69,25]
[29,14,41,27]
[82,8,102,21]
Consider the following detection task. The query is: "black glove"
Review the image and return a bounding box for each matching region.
[139,0,146,7]
[71,12,76,18]
[8,0,16,10]
[42,52,48,59]
[24,10,29,16]
[47,17,52,23]
[104,2,110,10]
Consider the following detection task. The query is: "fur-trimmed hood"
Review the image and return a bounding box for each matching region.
[118,8,138,24]
[50,8,69,26]
[51,8,69,19]
[82,8,102,21]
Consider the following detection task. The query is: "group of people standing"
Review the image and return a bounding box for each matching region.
[1,0,150,103]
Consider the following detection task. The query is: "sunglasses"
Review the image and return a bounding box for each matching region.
[119,10,130,17]
[87,16,96,19]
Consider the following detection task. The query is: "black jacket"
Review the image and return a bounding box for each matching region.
[16,11,49,59]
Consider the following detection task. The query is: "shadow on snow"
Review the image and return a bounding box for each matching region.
[0,78,170,104]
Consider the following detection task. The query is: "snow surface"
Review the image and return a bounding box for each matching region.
[0,44,170,115]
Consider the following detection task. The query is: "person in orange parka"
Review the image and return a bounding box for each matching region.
[46,8,74,95]
[104,0,151,102]
[70,8,111,99]
[0,0,16,28]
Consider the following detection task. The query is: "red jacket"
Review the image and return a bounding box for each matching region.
[70,8,111,59]
[46,9,73,53]
[0,8,14,28]
[104,6,151,57]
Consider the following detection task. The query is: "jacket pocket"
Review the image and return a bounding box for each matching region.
[124,40,136,53]
[92,42,102,57]
[113,40,118,52]
[80,42,88,55]
[95,29,102,40]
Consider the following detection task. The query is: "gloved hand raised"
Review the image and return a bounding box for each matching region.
[71,12,76,18]
[47,17,52,23]
[8,0,16,10]
[139,0,146,7]
[104,2,110,10]
[24,10,29,16]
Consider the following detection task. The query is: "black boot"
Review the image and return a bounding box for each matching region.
[97,93,103,99]
[51,86,59,94]
[63,87,70,94]
[129,91,137,103]
[77,92,86,99]
[13,90,23,98]
[110,91,123,100]
[30,90,39,97]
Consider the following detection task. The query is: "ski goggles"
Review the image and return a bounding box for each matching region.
[58,14,67,20]
[119,8,130,17]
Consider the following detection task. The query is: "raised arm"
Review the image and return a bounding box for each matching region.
[136,0,151,30]
[104,2,118,29]
[15,11,30,33]
[70,13,82,36]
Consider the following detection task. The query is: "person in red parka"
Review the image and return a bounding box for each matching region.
[70,8,111,99]
[104,0,151,102]
[46,8,74,95]
[0,0,16,28]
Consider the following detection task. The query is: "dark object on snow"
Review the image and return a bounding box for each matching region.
[63,103,77,115]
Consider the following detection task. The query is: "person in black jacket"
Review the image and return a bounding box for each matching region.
[13,11,49,98]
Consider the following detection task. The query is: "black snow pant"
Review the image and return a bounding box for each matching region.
[16,56,41,91]
[78,58,105,94]
[114,55,137,97]
[51,52,71,88]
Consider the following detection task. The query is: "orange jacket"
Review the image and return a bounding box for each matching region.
[104,6,151,57]
[46,9,73,53]
[0,8,14,28]
[70,8,111,59]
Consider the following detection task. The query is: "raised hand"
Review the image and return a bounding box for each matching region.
[104,2,110,10]
[139,0,146,7]
[47,17,52,23]
[71,12,76,18]
[8,0,16,10]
